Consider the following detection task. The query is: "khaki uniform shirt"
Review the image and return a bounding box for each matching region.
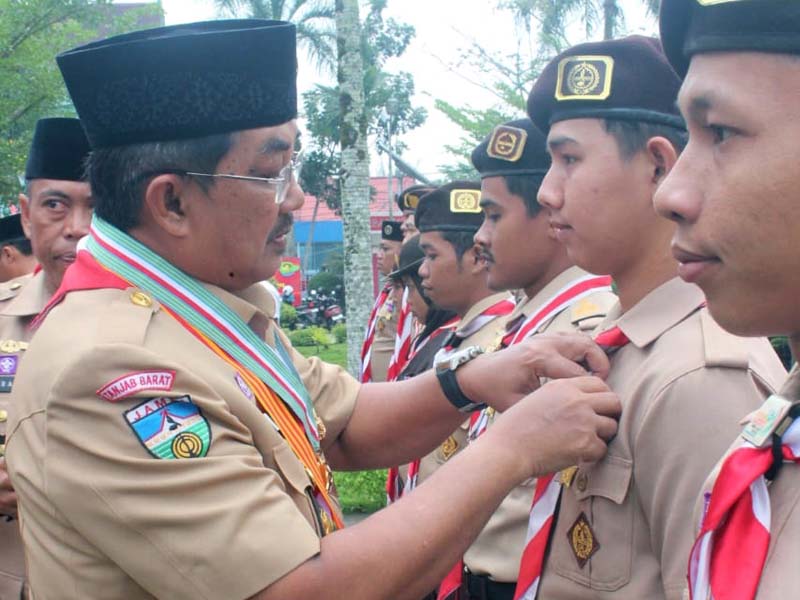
[464,266,617,582]
[369,284,398,383]
[538,277,787,600]
[417,293,513,485]
[5,282,360,600]
[687,365,799,600]
[0,271,44,600]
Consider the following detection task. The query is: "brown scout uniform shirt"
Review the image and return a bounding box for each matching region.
[538,277,787,600]
[0,271,43,600]
[369,283,399,383]
[686,365,799,600]
[464,266,617,583]
[417,293,513,485]
[5,282,360,600]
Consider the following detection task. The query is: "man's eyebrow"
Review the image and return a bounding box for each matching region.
[259,137,292,155]
[479,198,499,209]
[37,189,71,200]
[547,135,578,150]
[686,94,712,123]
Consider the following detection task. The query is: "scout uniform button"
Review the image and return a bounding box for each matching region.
[575,471,588,492]
[130,291,153,307]
[0,409,7,422]
[9,282,21,291]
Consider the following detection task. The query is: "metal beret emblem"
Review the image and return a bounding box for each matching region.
[405,193,420,209]
[556,55,614,101]
[383,224,392,235]
[487,125,528,162]
[450,189,481,214]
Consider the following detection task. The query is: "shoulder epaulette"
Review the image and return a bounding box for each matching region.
[700,308,749,369]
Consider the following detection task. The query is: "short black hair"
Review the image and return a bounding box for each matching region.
[441,230,477,262]
[503,175,544,218]
[603,119,688,161]
[87,132,234,231]
[5,237,32,256]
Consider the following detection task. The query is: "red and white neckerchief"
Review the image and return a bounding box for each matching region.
[438,296,516,359]
[360,282,393,383]
[386,316,460,504]
[513,325,629,600]
[688,412,800,600]
[387,287,414,382]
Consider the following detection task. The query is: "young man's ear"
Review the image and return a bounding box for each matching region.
[646,136,679,185]
[0,245,13,264]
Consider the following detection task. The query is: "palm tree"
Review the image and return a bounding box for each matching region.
[214,0,336,73]
[335,0,372,375]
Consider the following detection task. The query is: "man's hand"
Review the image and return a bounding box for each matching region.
[459,332,610,412]
[485,376,621,480]
[0,458,17,518]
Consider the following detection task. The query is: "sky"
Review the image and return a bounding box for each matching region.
[155,0,658,180]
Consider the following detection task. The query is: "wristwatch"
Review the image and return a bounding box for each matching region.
[435,345,486,413]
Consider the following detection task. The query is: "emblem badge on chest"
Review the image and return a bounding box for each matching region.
[567,511,600,568]
[0,347,22,393]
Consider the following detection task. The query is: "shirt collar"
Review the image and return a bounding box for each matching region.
[201,281,275,338]
[602,277,706,349]
[456,292,513,335]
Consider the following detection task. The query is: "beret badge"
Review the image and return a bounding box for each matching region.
[555,55,615,101]
[487,125,528,162]
[449,190,481,214]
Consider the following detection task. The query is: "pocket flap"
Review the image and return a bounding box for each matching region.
[573,453,633,504]
[272,443,312,494]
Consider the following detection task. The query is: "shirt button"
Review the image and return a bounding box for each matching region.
[576,472,588,492]
[0,444,5,456]
[0,409,6,422]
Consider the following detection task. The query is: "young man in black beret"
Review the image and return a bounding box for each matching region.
[397,183,433,241]
[0,213,36,284]
[525,35,785,600]
[0,116,91,600]
[360,220,403,383]
[656,2,800,597]
[441,118,616,599]
[5,20,622,599]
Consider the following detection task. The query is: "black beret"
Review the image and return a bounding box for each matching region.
[0,214,25,245]
[660,0,800,78]
[471,118,550,179]
[389,234,425,280]
[25,118,90,181]
[381,220,403,242]
[57,19,297,148]
[396,184,435,213]
[527,35,684,133]
[415,181,483,234]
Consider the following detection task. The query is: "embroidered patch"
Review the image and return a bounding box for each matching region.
[560,465,578,488]
[449,189,481,213]
[440,435,459,460]
[0,340,25,353]
[567,512,600,568]
[97,370,176,402]
[125,395,210,459]
[487,125,528,162]
[234,373,255,401]
[555,55,614,101]
[0,354,19,393]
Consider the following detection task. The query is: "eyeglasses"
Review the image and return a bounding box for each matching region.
[183,150,303,205]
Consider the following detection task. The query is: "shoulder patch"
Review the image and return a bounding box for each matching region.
[97,369,176,402]
[570,291,618,331]
[124,395,210,459]
[700,309,749,369]
[0,276,27,303]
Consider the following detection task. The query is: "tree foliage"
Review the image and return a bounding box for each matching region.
[0,0,158,203]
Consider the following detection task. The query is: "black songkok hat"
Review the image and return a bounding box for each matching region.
[396,184,435,214]
[56,19,298,149]
[471,118,550,179]
[25,118,90,181]
[660,0,800,78]
[381,220,403,242]
[415,181,484,234]
[389,234,425,280]
[0,215,25,245]
[527,35,684,133]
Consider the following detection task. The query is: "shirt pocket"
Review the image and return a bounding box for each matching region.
[551,453,634,592]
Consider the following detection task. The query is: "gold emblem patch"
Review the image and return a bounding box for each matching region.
[405,193,420,209]
[487,125,528,162]
[567,512,600,568]
[0,340,21,353]
[130,291,153,307]
[171,431,204,459]
[450,189,481,213]
[440,435,459,460]
[555,55,614,101]
[560,465,578,488]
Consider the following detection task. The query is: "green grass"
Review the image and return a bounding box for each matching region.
[296,342,347,367]
[296,342,385,513]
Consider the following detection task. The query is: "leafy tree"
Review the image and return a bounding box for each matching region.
[0,0,158,204]
[214,0,336,72]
